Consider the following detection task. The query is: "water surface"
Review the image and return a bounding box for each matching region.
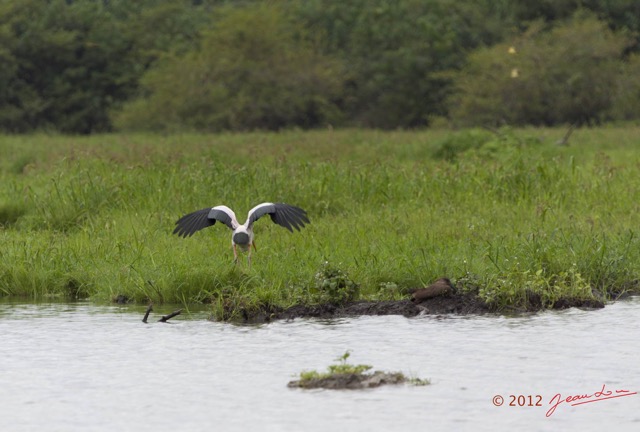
[0,299,638,431]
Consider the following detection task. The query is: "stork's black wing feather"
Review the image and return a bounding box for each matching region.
[271,205,294,232]
[290,205,310,224]
[279,205,302,231]
[248,203,310,232]
[173,208,216,238]
[279,204,310,231]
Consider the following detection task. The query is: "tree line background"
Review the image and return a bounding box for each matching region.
[0,0,639,134]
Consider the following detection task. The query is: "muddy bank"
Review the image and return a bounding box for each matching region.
[275,291,489,321]
[240,291,607,323]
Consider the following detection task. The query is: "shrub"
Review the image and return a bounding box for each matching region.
[609,53,640,121]
[449,13,631,127]
[114,3,345,132]
[313,261,359,304]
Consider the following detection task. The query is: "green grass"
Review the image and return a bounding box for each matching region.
[299,351,374,382]
[1,127,640,316]
[293,351,430,388]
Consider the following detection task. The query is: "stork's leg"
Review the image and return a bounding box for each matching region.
[249,242,257,269]
[233,244,238,265]
[247,248,252,270]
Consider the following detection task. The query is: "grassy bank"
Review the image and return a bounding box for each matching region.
[1,127,639,317]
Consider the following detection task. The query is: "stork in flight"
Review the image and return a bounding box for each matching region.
[173,202,310,267]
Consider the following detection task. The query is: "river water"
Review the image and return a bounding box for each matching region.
[0,298,638,432]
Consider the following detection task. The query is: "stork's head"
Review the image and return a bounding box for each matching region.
[232,231,251,251]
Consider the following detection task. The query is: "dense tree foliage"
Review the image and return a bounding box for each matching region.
[0,0,213,133]
[290,0,511,128]
[449,13,631,126]
[114,3,345,131]
[0,0,639,133]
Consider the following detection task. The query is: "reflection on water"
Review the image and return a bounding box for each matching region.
[0,299,639,431]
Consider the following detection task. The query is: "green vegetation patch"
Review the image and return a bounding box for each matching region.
[288,351,430,390]
[1,2,640,134]
[1,128,640,317]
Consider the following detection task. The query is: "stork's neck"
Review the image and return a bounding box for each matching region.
[235,224,252,233]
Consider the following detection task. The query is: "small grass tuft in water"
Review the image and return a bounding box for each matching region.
[407,376,431,386]
[327,350,372,375]
[297,351,373,382]
[290,351,429,389]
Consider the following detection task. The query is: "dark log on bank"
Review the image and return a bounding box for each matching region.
[411,278,454,303]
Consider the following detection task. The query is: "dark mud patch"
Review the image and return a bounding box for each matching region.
[272,294,490,319]
[516,290,606,312]
[239,290,607,323]
[288,371,408,390]
[243,291,489,323]
[551,297,605,310]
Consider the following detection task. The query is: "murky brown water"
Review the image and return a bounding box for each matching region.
[0,298,639,431]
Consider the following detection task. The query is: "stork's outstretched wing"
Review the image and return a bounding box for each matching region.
[173,205,238,237]
[247,202,310,232]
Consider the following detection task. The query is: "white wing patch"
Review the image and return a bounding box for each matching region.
[212,205,240,229]
[247,202,274,224]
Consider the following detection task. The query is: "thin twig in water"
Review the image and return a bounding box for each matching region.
[158,309,182,323]
[142,304,153,323]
